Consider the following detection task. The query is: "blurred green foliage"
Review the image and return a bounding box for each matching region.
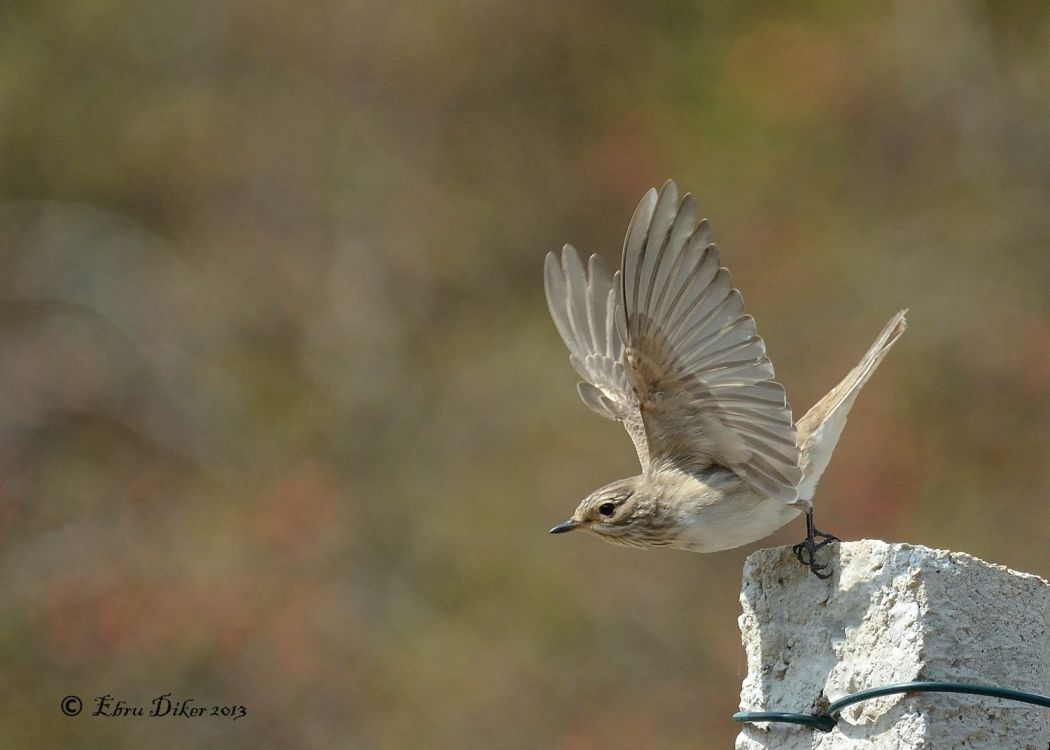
[2,1,1050,747]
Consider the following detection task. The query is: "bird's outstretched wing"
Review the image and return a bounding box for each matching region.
[545,247,651,467]
[544,181,802,502]
[619,180,802,502]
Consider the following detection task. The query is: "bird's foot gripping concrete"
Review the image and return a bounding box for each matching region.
[792,509,839,579]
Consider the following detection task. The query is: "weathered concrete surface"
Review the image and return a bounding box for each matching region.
[736,540,1049,750]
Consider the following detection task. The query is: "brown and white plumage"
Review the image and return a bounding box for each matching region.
[545,180,906,557]
[547,180,803,501]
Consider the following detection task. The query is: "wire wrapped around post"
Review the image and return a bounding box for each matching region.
[734,681,1050,734]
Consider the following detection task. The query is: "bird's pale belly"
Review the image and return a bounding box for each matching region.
[666,476,802,553]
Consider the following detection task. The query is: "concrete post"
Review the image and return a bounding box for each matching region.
[736,540,1050,750]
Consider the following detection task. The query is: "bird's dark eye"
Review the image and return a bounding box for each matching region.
[598,502,616,517]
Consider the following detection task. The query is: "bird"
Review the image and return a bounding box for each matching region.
[544,180,906,578]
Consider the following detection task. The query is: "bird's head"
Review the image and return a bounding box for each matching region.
[548,476,655,547]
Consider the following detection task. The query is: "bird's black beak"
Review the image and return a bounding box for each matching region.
[549,518,579,534]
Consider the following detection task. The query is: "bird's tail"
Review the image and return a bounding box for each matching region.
[791,310,908,507]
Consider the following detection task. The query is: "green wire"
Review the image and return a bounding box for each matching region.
[733,680,1050,733]
[731,710,836,732]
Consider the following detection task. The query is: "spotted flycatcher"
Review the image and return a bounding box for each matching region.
[545,180,906,577]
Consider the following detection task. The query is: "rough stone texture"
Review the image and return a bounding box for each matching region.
[736,540,1049,750]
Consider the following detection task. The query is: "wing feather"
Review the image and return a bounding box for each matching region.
[544,181,806,501]
[620,180,802,503]
[544,246,650,468]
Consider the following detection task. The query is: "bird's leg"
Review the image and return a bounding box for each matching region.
[792,509,840,580]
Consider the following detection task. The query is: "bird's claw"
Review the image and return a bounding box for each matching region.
[792,511,839,579]
[792,539,833,578]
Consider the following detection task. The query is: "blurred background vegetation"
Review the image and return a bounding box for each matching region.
[2,1,1050,747]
